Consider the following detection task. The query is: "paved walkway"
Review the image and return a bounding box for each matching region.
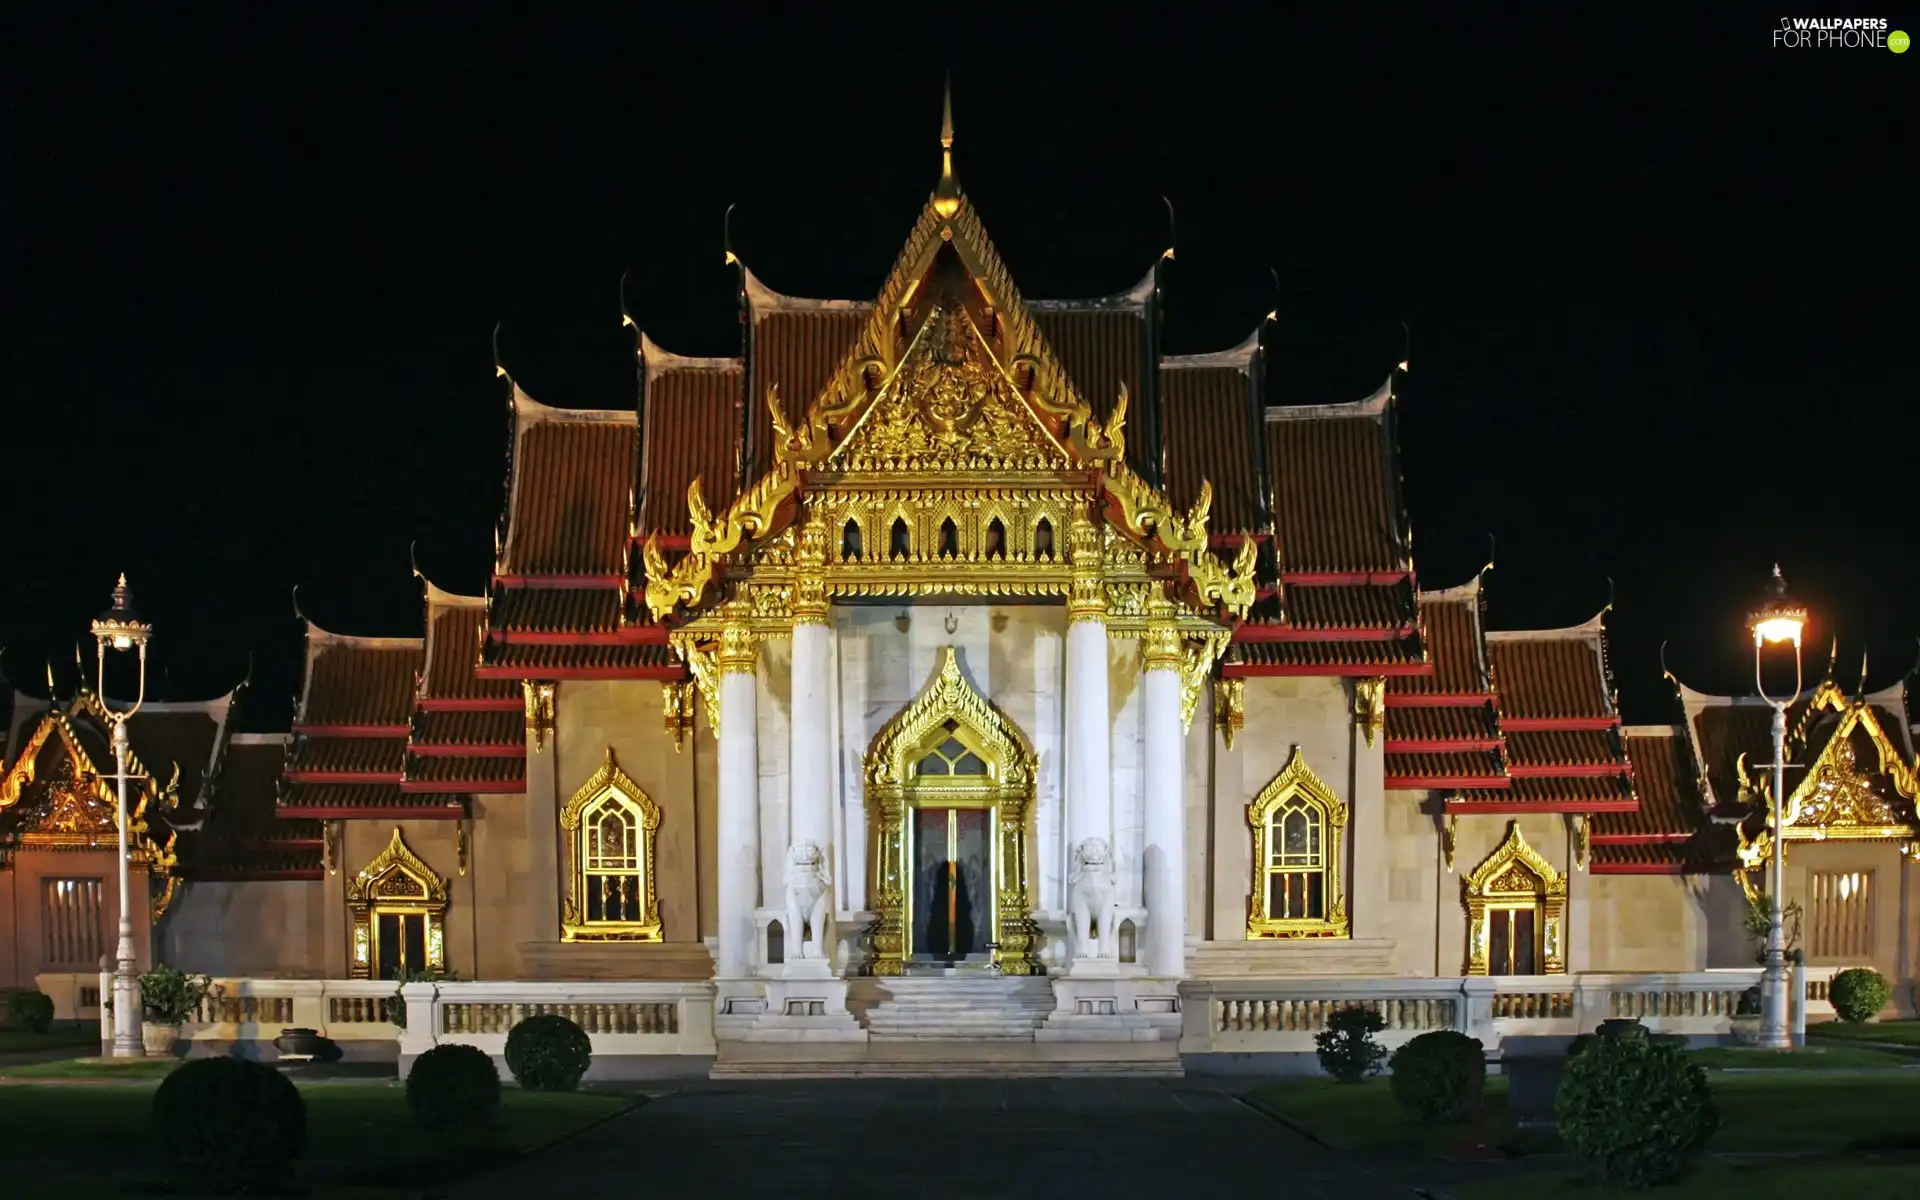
[459,1079,1413,1199]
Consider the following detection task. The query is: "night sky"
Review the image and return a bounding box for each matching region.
[4,12,1914,730]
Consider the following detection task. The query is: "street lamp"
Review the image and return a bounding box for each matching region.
[1747,564,1806,1052]
[90,574,152,1058]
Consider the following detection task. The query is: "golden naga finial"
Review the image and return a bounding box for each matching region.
[932,73,962,219]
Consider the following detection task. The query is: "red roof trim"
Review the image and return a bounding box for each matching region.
[1387,774,1512,790]
[1500,716,1622,732]
[1591,832,1695,845]
[493,574,624,588]
[1234,625,1420,643]
[1225,663,1433,679]
[278,804,466,820]
[473,664,686,682]
[1507,763,1631,779]
[1386,693,1496,708]
[1385,738,1505,754]
[292,724,411,738]
[416,698,523,713]
[408,743,525,758]
[628,534,691,550]
[1590,863,1690,876]
[283,770,405,785]
[399,779,526,795]
[1282,571,1414,586]
[1444,797,1639,814]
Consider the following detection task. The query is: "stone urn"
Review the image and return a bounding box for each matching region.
[1729,1015,1763,1045]
[141,1022,182,1058]
[273,1027,341,1062]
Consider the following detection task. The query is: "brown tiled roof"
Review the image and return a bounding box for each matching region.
[1683,696,1774,815]
[1161,364,1260,533]
[1506,729,1620,769]
[1031,307,1144,429]
[1228,637,1425,673]
[405,755,525,788]
[503,399,638,576]
[124,706,227,808]
[289,737,406,776]
[415,710,521,746]
[1283,582,1417,630]
[1385,750,1508,783]
[299,636,423,729]
[279,782,464,813]
[639,351,746,537]
[423,603,516,701]
[407,590,526,793]
[491,587,623,635]
[1454,774,1635,809]
[175,736,325,880]
[1600,729,1706,839]
[1589,836,1734,871]
[1387,705,1498,742]
[1266,394,1405,575]
[1392,590,1490,696]
[1486,630,1614,722]
[747,308,868,480]
[478,642,680,675]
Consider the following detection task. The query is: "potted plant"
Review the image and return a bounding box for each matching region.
[139,964,211,1058]
[1730,985,1763,1044]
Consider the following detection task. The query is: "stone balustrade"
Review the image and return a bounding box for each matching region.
[397,980,716,1074]
[168,978,401,1059]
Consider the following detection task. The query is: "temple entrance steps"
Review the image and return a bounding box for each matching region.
[709,1039,1184,1079]
[849,976,1056,1041]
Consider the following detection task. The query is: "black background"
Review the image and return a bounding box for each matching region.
[3,11,1913,728]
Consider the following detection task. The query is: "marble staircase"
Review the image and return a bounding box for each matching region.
[709,1038,1183,1079]
[851,976,1056,1041]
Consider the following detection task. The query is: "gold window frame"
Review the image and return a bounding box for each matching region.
[1463,821,1567,975]
[346,827,449,980]
[560,749,662,942]
[1247,746,1350,938]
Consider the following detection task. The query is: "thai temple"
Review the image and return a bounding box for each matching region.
[2,97,1914,1069]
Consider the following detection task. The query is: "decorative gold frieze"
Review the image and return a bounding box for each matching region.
[1142,610,1184,674]
[1246,747,1350,939]
[716,621,760,676]
[1066,515,1107,623]
[522,681,556,752]
[1214,678,1245,750]
[1463,822,1568,976]
[663,681,697,751]
[791,514,830,625]
[346,827,449,979]
[669,637,722,736]
[559,749,662,943]
[1353,677,1386,749]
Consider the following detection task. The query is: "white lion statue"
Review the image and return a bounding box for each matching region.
[1067,837,1120,961]
[783,839,831,960]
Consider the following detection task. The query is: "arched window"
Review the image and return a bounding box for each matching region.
[916,720,988,777]
[842,518,863,561]
[1246,747,1349,938]
[938,516,959,559]
[890,516,911,560]
[1033,516,1054,560]
[984,517,1006,560]
[1463,822,1567,976]
[560,749,663,942]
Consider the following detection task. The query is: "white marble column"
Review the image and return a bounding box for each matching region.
[1141,619,1186,978]
[787,618,834,961]
[1065,517,1112,864]
[716,625,760,980]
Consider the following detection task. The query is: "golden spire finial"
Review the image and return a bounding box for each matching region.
[933,73,961,218]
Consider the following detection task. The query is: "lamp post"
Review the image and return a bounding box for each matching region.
[1747,565,1806,1052]
[91,574,152,1058]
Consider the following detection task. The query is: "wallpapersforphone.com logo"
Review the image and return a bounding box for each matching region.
[1773,17,1908,49]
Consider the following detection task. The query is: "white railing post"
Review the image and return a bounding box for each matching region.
[1460,976,1496,1046]
[398,982,437,1062]
[98,963,113,1056]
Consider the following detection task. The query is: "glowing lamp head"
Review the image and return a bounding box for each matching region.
[1747,565,1807,648]
[90,573,152,655]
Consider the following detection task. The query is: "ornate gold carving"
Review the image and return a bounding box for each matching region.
[1214,678,1245,750]
[1575,815,1590,871]
[1353,677,1386,749]
[1443,813,1457,872]
[1188,534,1259,618]
[1178,631,1232,732]
[862,648,1041,977]
[1246,746,1350,939]
[716,621,760,675]
[1463,822,1568,975]
[346,827,449,980]
[456,820,469,877]
[1067,514,1107,623]
[559,749,663,943]
[522,680,555,752]
[791,514,829,624]
[663,681,697,751]
[670,637,722,736]
[323,821,340,876]
[1740,683,1919,841]
[1142,609,1184,674]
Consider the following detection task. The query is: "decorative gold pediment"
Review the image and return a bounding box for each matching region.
[346,827,448,909]
[867,647,1031,791]
[1463,822,1567,975]
[1246,746,1350,939]
[1771,698,1919,841]
[559,748,662,942]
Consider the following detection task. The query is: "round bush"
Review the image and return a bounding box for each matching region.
[8,989,54,1034]
[1314,1004,1388,1083]
[1388,1030,1486,1124]
[1829,968,1892,1024]
[407,1043,501,1131]
[1555,1031,1717,1188]
[150,1056,307,1194]
[504,1014,592,1092]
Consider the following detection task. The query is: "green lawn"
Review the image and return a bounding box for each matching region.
[0,1055,181,1080]
[1809,1019,1920,1046]
[1686,1043,1916,1070]
[1453,1160,1920,1200]
[0,1025,100,1055]
[0,1078,634,1197]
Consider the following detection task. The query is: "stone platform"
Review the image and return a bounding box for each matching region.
[710,1038,1182,1079]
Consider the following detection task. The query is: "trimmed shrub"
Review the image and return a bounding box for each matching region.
[7,989,55,1034]
[407,1043,501,1132]
[1314,1004,1388,1083]
[139,964,211,1025]
[150,1056,307,1194]
[1556,1030,1717,1188]
[1388,1030,1486,1124]
[504,1013,593,1092]
[1829,968,1892,1024]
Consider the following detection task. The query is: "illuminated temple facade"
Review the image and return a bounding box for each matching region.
[4,115,1917,1045]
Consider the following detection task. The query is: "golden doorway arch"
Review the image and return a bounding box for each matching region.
[865,648,1043,976]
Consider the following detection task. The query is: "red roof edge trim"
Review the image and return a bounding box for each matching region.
[491,629,669,646]
[398,779,527,795]
[493,574,625,588]
[417,698,523,713]
[1386,774,1513,790]
[1591,863,1691,876]
[1444,798,1640,814]
[1233,625,1420,643]
[1507,763,1631,779]
[1590,833,1696,845]
[1500,716,1622,732]
[279,805,466,820]
[1282,571,1414,586]
[628,534,691,550]
[292,724,411,738]
[1385,738,1505,754]
[473,665,686,682]
[283,770,406,785]
[1385,693,1496,708]
[1225,663,1433,679]
[179,869,326,882]
[408,743,526,758]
